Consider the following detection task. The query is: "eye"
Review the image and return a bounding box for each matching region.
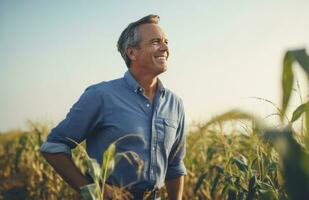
[152,40,159,45]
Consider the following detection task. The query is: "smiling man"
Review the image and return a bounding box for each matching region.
[41,15,186,200]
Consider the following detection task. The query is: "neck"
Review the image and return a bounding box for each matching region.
[129,68,158,98]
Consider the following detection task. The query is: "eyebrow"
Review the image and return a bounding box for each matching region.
[149,38,169,43]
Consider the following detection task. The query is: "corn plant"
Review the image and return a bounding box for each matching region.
[67,134,144,200]
[263,48,309,200]
[0,122,79,200]
[183,110,286,200]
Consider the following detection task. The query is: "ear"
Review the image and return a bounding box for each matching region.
[126,47,138,61]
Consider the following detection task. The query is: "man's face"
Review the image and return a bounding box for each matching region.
[133,23,169,76]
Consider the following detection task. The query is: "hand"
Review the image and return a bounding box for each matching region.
[80,183,134,200]
[104,184,134,200]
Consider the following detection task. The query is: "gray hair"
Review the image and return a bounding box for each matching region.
[117,14,160,68]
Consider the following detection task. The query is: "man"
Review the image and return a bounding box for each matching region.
[41,14,186,200]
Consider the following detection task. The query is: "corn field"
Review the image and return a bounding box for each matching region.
[0,49,309,200]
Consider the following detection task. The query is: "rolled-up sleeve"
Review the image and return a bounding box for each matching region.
[40,85,102,155]
[165,101,187,181]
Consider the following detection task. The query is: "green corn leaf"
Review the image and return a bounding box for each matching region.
[239,154,248,166]
[258,190,277,200]
[222,184,231,198]
[15,135,28,169]
[292,49,309,75]
[263,129,309,199]
[101,143,116,200]
[211,173,221,199]
[281,51,294,120]
[250,157,258,168]
[206,146,216,161]
[194,172,208,194]
[237,192,245,200]
[228,188,237,200]
[281,49,309,121]
[247,176,256,200]
[233,157,248,172]
[213,165,224,174]
[291,101,309,122]
[114,151,144,180]
[86,158,101,182]
[66,137,100,182]
[248,176,256,190]
[199,110,262,132]
[102,143,116,180]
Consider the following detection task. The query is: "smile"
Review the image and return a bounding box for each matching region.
[155,56,167,61]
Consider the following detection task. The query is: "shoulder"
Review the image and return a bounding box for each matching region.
[165,88,183,105]
[164,88,185,114]
[85,77,125,95]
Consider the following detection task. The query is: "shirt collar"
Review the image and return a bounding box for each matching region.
[157,78,166,96]
[124,70,141,92]
[124,70,166,96]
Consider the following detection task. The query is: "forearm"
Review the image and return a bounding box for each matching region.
[165,176,184,200]
[42,152,91,191]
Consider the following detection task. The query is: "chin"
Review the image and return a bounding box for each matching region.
[158,65,167,74]
[152,64,167,75]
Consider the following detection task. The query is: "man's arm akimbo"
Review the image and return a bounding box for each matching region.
[41,152,90,191]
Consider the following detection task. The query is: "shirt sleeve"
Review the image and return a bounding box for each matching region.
[40,85,102,155]
[165,100,187,181]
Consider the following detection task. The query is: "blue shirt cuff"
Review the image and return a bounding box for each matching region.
[165,160,187,181]
[40,141,72,155]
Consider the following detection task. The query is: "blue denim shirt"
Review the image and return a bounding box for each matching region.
[40,71,186,190]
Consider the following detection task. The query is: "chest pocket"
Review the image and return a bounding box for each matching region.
[156,118,178,153]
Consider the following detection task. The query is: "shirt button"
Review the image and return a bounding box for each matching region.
[152,147,155,150]
[146,104,150,107]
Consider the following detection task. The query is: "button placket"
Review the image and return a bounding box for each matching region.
[149,105,159,183]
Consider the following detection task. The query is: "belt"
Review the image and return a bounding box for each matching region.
[129,187,161,200]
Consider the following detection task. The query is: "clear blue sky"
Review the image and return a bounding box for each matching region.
[1,0,309,131]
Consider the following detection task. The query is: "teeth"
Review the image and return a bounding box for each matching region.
[157,56,166,60]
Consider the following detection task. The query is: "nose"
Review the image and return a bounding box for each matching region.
[160,42,169,52]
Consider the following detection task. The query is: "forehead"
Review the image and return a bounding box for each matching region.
[137,23,167,41]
